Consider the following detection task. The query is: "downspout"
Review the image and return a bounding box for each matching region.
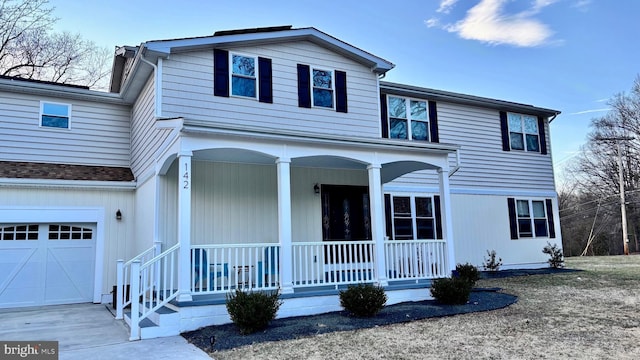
[449,149,461,177]
[139,55,162,118]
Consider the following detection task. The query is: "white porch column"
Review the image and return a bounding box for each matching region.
[177,152,193,302]
[438,168,456,274]
[368,164,388,287]
[276,157,294,294]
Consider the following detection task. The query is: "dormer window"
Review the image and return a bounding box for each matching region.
[40,101,71,129]
[231,54,257,98]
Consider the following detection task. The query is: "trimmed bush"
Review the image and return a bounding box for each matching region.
[430,277,472,305]
[226,289,282,335]
[483,250,503,271]
[455,263,480,286]
[543,242,565,268]
[339,283,387,317]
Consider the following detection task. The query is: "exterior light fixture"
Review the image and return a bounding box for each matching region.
[116,209,122,220]
[314,183,320,194]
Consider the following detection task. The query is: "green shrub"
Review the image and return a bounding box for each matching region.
[542,242,565,268]
[455,263,480,286]
[225,289,282,335]
[430,277,472,305]
[483,250,503,271]
[339,283,387,317]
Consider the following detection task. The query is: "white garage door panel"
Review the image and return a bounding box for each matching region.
[0,224,95,308]
[44,243,95,304]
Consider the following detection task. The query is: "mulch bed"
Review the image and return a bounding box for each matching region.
[182,268,577,352]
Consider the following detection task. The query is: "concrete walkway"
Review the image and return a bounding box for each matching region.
[0,303,211,360]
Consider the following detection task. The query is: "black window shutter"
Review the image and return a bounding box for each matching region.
[507,198,519,239]
[297,64,311,108]
[545,199,556,238]
[384,194,392,239]
[538,116,548,155]
[258,57,273,103]
[380,94,389,138]
[434,195,443,240]
[213,49,229,97]
[500,111,510,151]
[335,70,348,113]
[429,101,439,143]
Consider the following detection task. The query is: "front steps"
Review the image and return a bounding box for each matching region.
[123,303,181,339]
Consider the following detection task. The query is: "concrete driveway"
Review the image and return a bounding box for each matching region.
[0,303,211,360]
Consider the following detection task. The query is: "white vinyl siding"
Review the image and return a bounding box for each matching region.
[160,41,380,138]
[0,92,130,167]
[130,75,173,177]
[451,193,561,268]
[161,160,368,247]
[387,101,554,192]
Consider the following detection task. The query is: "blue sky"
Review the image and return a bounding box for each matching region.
[49,0,639,182]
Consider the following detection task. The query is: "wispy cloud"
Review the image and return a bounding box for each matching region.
[572,0,591,12]
[570,108,610,115]
[428,0,559,47]
[437,0,459,14]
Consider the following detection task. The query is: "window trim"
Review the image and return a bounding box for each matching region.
[509,198,553,239]
[40,101,71,130]
[385,193,439,240]
[507,112,540,152]
[311,67,335,109]
[387,95,430,141]
[229,52,258,100]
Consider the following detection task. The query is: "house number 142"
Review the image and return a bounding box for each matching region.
[183,163,190,189]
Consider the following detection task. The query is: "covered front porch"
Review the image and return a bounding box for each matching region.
[117,121,459,339]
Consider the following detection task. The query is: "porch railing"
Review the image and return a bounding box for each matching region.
[128,243,180,340]
[292,241,376,288]
[385,239,447,281]
[115,244,158,320]
[190,244,280,294]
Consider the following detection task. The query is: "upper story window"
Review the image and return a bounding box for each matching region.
[297,64,347,113]
[508,113,539,152]
[500,111,547,154]
[507,198,556,240]
[384,194,442,240]
[214,49,272,103]
[231,54,257,98]
[312,69,334,108]
[40,101,71,129]
[388,96,429,141]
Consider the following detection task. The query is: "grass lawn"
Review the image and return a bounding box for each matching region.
[203,255,640,359]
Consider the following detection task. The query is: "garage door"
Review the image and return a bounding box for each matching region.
[0,223,96,308]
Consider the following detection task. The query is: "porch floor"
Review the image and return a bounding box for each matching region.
[172,279,434,307]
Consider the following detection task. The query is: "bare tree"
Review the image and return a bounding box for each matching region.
[562,76,640,255]
[0,0,111,89]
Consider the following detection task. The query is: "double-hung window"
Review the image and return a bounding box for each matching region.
[508,113,540,152]
[231,54,257,98]
[385,195,440,240]
[40,101,71,129]
[312,69,334,108]
[507,198,556,239]
[388,96,429,141]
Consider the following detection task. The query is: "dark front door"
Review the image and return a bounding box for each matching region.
[321,185,372,264]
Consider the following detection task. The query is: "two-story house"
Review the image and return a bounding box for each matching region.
[0,26,561,340]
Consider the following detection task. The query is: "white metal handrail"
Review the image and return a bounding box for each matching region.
[129,243,180,340]
[292,241,376,288]
[191,243,280,294]
[115,244,158,319]
[384,239,447,281]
